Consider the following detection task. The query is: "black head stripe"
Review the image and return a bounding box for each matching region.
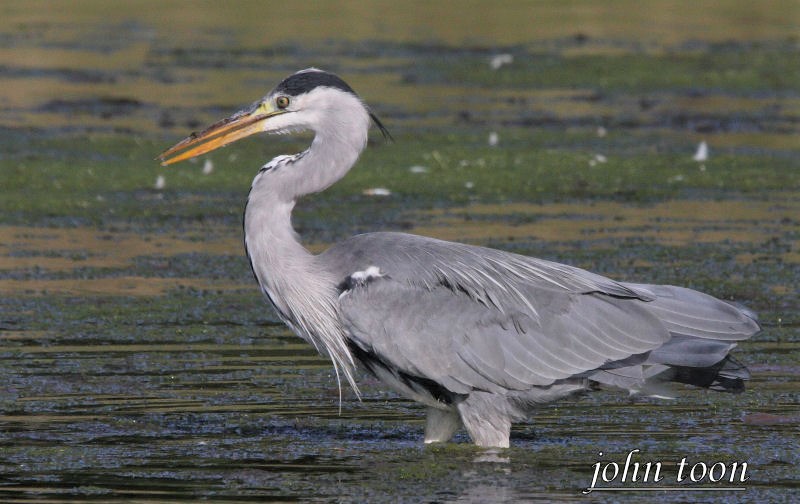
[274,69,357,97]
[272,69,392,142]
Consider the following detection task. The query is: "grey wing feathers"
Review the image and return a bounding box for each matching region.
[326,232,651,305]
[325,232,758,394]
[338,279,663,392]
[624,283,759,342]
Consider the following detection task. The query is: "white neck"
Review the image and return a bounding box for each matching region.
[242,104,369,394]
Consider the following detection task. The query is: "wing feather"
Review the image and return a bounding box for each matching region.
[323,232,754,396]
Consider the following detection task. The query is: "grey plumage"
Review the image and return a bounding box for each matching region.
[159,68,760,448]
[328,232,757,445]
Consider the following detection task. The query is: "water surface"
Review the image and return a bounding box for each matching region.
[1,1,798,502]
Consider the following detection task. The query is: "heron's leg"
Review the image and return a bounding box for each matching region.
[424,407,461,444]
[456,393,511,448]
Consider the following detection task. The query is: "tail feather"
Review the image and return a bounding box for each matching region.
[588,283,758,396]
[626,283,760,341]
[589,355,749,396]
[660,355,749,393]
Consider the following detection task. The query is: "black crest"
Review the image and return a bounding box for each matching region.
[274,69,357,97]
[272,69,393,142]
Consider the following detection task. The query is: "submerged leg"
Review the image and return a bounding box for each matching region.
[424,406,461,444]
[456,393,512,448]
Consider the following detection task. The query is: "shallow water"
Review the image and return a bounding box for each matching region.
[1,1,799,502]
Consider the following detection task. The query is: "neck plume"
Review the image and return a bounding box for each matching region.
[243,103,370,398]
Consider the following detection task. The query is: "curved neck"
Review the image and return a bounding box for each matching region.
[263,114,369,204]
[243,121,367,273]
[243,123,367,395]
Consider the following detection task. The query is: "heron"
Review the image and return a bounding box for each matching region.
[159,68,759,448]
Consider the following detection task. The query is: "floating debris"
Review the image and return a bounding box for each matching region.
[596,126,608,138]
[363,187,391,196]
[588,154,607,167]
[409,165,428,174]
[464,181,475,189]
[693,141,708,162]
[488,131,499,147]
[202,158,214,175]
[154,175,165,190]
[489,53,513,70]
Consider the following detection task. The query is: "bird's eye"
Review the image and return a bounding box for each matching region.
[276,96,290,109]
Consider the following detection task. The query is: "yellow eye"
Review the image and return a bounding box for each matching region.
[276,96,290,109]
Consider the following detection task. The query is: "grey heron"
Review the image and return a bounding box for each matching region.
[159,68,759,448]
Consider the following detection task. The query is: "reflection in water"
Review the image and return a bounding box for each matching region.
[473,448,511,466]
[449,485,519,504]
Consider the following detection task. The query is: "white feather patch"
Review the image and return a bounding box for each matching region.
[350,265,384,283]
[339,266,385,300]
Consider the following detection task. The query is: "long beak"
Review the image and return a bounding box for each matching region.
[158,104,284,166]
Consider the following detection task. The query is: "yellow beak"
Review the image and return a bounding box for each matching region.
[158,103,285,166]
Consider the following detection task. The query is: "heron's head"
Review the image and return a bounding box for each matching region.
[159,68,390,166]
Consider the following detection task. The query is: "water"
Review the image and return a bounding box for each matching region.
[1,1,799,502]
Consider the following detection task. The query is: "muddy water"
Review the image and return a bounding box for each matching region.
[2,1,800,502]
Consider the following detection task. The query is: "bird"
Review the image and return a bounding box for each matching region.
[159,68,759,448]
